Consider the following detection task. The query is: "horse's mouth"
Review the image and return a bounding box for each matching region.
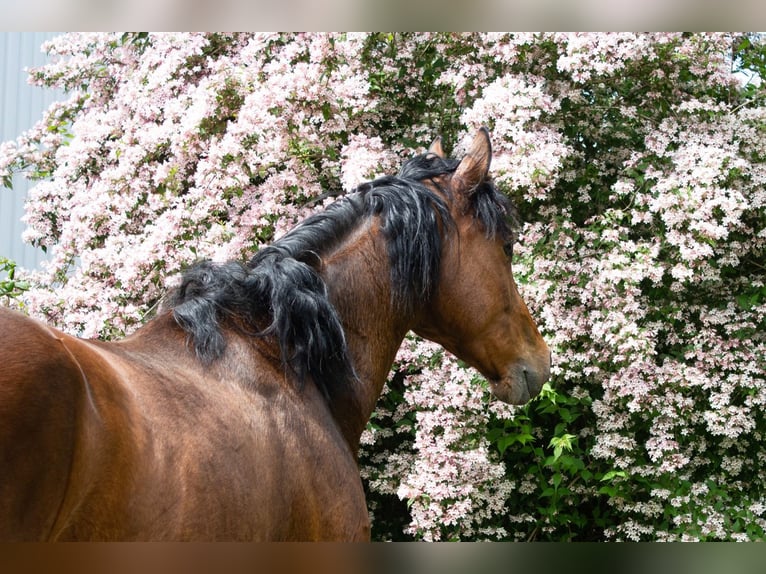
[488,363,547,405]
[488,376,531,405]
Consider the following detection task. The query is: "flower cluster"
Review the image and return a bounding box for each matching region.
[6,33,385,336]
[3,32,766,540]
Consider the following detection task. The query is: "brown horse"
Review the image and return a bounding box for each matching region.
[0,128,550,541]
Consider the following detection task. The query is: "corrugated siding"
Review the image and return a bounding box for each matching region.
[0,32,66,271]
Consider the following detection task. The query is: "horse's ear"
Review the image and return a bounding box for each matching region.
[428,136,445,158]
[454,127,491,196]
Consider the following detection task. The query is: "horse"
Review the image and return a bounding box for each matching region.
[0,128,551,541]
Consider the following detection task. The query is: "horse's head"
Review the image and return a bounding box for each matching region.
[413,128,551,404]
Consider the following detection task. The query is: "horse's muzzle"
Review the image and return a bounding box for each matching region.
[489,356,551,405]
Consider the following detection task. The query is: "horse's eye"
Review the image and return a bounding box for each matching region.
[503,242,514,259]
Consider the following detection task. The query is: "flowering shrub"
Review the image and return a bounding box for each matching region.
[2,32,766,540]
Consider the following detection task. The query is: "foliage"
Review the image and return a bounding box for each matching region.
[2,32,766,540]
[0,258,29,302]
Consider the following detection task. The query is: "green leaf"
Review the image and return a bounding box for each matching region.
[548,433,577,463]
[600,470,627,482]
[497,433,535,455]
[598,485,619,497]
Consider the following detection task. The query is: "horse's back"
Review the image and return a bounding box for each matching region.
[0,308,369,540]
[108,323,371,540]
[0,307,83,540]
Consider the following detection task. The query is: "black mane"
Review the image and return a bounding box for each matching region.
[166,151,518,401]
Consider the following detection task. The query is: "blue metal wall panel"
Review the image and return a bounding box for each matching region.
[0,32,66,271]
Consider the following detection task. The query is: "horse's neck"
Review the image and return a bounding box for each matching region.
[319,222,411,453]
